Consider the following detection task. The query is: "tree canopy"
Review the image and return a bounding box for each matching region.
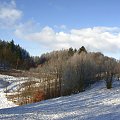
[0,39,35,70]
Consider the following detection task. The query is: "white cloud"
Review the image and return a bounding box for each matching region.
[0,0,22,28]
[14,25,120,54]
[54,25,67,30]
[60,25,67,29]
[0,1,119,58]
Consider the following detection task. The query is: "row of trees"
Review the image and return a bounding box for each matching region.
[28,46,120,101]
[5,46,120,105]
[0,40,35,70]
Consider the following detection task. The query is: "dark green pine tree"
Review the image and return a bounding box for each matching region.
[68,47,74,56]
[78,46,87,54]
[9,40,15,52]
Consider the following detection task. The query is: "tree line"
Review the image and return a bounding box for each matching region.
[26,46,120,103]
[2,42,120,104]
[0,39,35,70]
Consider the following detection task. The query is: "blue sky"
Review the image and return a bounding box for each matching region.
[16,0,120,28]
[0,0,120,58]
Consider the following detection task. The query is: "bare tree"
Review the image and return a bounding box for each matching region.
[62,52,96,95]
[104,57,117,89]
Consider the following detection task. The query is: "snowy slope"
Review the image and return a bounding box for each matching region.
[0,74,28,92]
[0,75,18,109]
[0,74,28,109]
[0,90,17,109]
[0,78,120,120]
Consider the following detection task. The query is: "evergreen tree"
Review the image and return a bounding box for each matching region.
[78,46,87,54]
[68,47,74,56]
[0,39,35,70]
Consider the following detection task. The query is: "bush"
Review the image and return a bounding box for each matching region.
[33,90,45,102]
[106,80,112,89]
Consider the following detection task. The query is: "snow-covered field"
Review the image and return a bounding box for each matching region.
[0,75,18,109]
[0,74,120,120]
[0,74,28,92]
[0,90,17,109]
[0,74,29,109]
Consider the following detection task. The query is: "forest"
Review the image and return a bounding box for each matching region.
[0,40,120,105]
[28,47,120,99]
[0,40,35,70]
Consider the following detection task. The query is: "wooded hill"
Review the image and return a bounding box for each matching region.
[0,40,35,70]
[1,39,120,104]
[26,47,120,103]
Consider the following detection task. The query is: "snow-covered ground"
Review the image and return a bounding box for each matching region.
[0,74,28,92]
[0,74,29,109]
[0,75,18,109]
[0,74,120,120]
[0,90,17,109]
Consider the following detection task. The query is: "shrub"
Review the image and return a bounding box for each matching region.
[33,90,45,102]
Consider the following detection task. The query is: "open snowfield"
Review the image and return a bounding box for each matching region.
[0,90,17,109]
[0,75,18,109]
[0,74,120,120]
[0,74,29,109]
[0,74,28,92]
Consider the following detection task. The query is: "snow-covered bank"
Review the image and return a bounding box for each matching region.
[0,91,17,109]
[0,77,119,120]
[0,74,27,109]
[0,75,18,109]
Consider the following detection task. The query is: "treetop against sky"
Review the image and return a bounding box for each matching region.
[0,0,120,59]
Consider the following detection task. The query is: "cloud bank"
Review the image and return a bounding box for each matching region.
[0,0,22,28]
[14,25,120,54]
[1,0,120,57]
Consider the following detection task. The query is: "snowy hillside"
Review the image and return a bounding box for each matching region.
[0,91,17,109]
[0,75,17,109]
[0,74,120,120]
[0,74,29,109]
[0,74,28,92]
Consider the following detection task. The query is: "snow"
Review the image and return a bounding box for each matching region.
[0,74,28,109]
[0,75,17,109]
[0,74,120,120]
[0,90,17,109]
[0,74,28,92]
